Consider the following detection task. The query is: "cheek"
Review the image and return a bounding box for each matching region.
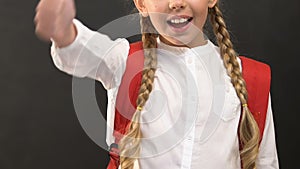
[194,7,209,26]
[144,0,164,13]
[192,1,209,15]
[148,14,167,34]
[147,8,169,33]
[143,2,166,32]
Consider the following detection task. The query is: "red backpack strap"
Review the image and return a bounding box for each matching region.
[107,41,144,169]
[239,56,271,142]
[238,56,271,168]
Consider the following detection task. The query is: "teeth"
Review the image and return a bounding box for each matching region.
[170,18,188,24]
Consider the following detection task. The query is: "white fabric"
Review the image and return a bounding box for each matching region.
[50,19,279,169]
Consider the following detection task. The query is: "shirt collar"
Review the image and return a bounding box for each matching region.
[156,37,217,57]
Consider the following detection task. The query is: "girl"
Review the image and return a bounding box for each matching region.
[34,0,279,168]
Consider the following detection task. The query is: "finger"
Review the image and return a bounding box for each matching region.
[33,12,40,25]
[35,26,51,42]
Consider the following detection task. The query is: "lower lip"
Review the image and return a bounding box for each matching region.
[167,20,192,33]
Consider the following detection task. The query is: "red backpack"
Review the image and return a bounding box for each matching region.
[107,41,271,169]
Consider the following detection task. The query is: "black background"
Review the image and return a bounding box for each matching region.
[0,0,299,168]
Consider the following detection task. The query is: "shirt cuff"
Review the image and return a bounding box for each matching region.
[50,19,96,73]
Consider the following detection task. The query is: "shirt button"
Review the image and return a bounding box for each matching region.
[226,85,230,93]
[187,137,193,141]
[196,120,204,126]
[187,57,193,64]
[233,111,237,116]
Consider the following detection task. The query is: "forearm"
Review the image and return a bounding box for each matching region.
[51,19,130,89]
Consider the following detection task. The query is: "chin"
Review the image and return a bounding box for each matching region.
[167,36,198,47]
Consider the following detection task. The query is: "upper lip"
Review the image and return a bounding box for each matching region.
[167,15,192,21]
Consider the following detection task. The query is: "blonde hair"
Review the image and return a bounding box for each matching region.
[209,2,260,169]
[119,2,260,169]
[119,16,158,169]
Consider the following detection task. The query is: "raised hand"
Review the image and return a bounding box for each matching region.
[34,0,77,47]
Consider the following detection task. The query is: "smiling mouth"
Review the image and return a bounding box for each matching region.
[167,17,193,28]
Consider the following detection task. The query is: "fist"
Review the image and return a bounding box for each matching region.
[34,0,76,43]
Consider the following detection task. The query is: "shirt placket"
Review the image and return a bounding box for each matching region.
[180,54,197,169]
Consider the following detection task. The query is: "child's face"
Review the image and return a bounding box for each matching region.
[134,0,217,47]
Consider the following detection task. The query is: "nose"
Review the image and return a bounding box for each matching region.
[169,0,187,10]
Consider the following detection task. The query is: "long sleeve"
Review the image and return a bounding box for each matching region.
[256,94,280,168]
[50,19,130,89]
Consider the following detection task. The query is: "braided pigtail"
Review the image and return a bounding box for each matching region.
[119,16,158,169]
[209,3,260,169]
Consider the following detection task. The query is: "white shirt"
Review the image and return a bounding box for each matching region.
[51,19,279,169]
